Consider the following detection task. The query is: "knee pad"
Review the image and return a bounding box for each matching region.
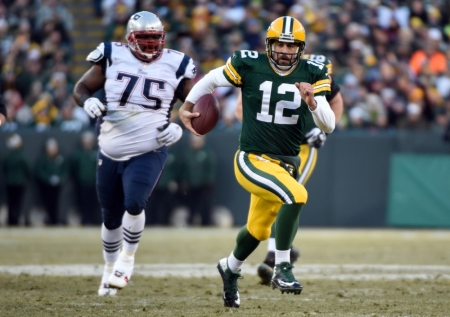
[102,208,123,230]
[124,199,145,216]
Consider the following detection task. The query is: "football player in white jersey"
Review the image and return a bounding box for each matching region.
[73,11,196,296]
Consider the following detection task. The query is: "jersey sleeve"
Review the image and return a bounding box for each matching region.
[175,54,197,80]
[326,78,341,102]
[222,51,245,87]
[308,63,331,97]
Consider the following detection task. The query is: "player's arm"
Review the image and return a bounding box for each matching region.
[179,65,233,135]
[0,102,6,127]
[174,78,195,102]
[73,64,105,107]
[73,44,109,118]
[296,64,335,134]
[327,77,343,123]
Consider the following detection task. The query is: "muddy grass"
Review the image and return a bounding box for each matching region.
[0,275,448,317]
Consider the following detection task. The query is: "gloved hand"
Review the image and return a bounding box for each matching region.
[83,97,106,118]
[157,123,183,146]
[305,127,326,149]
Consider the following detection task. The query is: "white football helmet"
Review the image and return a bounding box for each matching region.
[126,11,166,62]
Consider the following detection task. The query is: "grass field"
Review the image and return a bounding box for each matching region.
[0,227,449,316]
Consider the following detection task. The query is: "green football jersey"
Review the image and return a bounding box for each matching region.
[223,50,330,156]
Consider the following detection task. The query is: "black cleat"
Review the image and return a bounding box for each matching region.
[271,262,302,295]
[217,258,242,308]
[257,246,300,286]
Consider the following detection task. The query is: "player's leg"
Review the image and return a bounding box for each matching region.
[237,151,308,294]
[96,152,125,296]
[109,148,168,289]
[217,151,305,307]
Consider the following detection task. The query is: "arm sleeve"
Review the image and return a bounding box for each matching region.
[185,66,233,104]
[310,95,335,133]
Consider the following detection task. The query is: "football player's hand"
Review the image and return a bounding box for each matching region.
[83,97,106,118]
[305,127,326,149]
[179,101,201,136]
[157,123,183,146]
[295,82,316,110]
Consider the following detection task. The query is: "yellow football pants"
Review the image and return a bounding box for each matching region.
[234,150,308,241]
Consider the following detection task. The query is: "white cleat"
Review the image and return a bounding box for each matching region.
[108,255,134,289]
[98,283,118,296]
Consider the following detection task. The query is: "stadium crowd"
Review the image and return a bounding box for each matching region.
[0,0,449,132]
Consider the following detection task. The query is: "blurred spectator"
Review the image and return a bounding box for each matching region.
[397,102,429,130]
[31,92,59,130]
[69,131,101,225]
[34,138,67,225]
[59,99,90,132]
[181,134,216,226]
[146,151,181,226]
[352,85,387,129]
[2,133,30,226]
[409,35,447,77]
[35,0,74,33]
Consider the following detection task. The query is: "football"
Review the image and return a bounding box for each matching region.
[191,94,220,135]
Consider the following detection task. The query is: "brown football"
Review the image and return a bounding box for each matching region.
[191,94,220,135]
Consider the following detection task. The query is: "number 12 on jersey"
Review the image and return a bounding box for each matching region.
[257,81,301,125]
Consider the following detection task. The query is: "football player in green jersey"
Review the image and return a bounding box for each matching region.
[179,16,335,307]
[235,53,344,286]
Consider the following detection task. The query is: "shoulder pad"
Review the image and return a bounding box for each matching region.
[86,42,106,63]
[87,49,104,63]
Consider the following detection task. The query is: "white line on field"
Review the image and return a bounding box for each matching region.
[0,264,449,280]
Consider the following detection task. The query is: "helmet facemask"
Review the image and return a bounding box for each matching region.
[266,38,305,70]
[127,30,165,63]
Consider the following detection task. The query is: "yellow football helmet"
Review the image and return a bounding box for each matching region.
[266,16,306,70]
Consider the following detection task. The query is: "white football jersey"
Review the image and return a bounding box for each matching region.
[87,42,196,161]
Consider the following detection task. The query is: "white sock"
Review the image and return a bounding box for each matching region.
[227,251,244,273]
[275,249,290,265]
[121,210,146,256]
[267,238,276,252]
[101,224,122,264]
[101,262,114,284]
